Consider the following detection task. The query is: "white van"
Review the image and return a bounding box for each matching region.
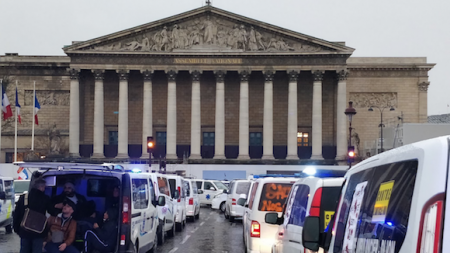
[194,179,228,205]
[242,176,297,253]
[0,176,15,233]
[166,174,187,231]
[148,173,177,245]
[13,179,30,203]
[17,162,160,253]
[302,136,450,253]
[225,179,252,221]
[184,179,201,220]
[268,177,344,253]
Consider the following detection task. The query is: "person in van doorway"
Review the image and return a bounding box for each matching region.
[84,207,119,253]
[13,178,51,253]
[43,201,78,253]
[105,186,120,210]
[51,182,86,219]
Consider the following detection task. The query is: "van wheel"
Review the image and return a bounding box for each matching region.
[224,209,229,219]
[220,202,226,213]
[195,212,200,220]
[229,216,235,222]
[175,222,182,232]
[157,222,165,245]
[5,224,12,234]
[167,223,175,237]
[135,240,139,253]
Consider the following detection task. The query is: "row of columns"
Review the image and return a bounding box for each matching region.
[69,69,349,160]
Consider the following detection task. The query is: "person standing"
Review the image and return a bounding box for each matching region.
[44,201,78,253]
[13,179,51,253]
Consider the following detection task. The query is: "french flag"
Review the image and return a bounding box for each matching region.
[2,88,13,120]
[34,91,40,125]
[15,87,21,124]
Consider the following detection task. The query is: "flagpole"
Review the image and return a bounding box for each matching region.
[32,81,35,151]
[14,80,18,162]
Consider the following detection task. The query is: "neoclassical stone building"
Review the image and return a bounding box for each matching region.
[0,5,434,163]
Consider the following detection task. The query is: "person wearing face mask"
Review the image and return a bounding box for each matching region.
[84,207,119,253]
[44,201,78,253]
[50,182,86,219]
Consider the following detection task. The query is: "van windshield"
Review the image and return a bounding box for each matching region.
[258,183,292,212]
[213,181,228,190]
[14,180,30,194]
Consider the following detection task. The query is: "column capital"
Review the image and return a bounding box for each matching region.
[191,70,201,82]
[93,69,104,80]
[418,81,430,92]
[118,70,129,80]
[214,70,226,82]
[239,70,250,82]
[142,70,153,81]
[167,70,177,82]
[288,70,299,82]
[336,69,349,81]
[264,70,274,82]
[313,70,325,82]
[68,68,80,80]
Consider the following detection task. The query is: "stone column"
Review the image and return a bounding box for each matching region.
[92,70,105,158]
[262,70,274,159]
[418,81,430,123]
[286,70,299,159]
[311,70,324,160]
[166,70,178,159]
[190,70,202,159]
[336,70,349,160]
[69,69,80,157]
[214,70,226,159]
[117,70,129,159]
[141,70,153,158]
[238,71,250,159]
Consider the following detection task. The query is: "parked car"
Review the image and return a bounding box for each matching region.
[211,192,227,212]
[166,174,187,231]
[194,179,228,205]
[13,179,30,203]
[0,176,15,233]
[17,163,160,253]
[225,179,252,221]
[268,177,344,253]
[184,179,201,221]
[303,135,450,253]
[242,175,297,253]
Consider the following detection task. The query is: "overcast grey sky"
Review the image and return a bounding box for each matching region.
[1,0,448,115]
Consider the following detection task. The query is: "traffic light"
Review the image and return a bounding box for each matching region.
[147,136,155,153]
[348,146,355,163]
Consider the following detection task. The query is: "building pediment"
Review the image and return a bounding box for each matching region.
[64,6,354,56]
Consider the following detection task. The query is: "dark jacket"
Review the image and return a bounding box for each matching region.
[50,192,87,219]
[95,208,118,247]
[13,188,51,239]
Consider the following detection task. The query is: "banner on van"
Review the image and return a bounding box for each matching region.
[373,180,395,223]
[343,181,367,252]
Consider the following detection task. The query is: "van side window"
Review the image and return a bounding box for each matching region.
[204,181,215,191]
[132,179,149,210]
[168,179,177,197]
[258,183,292,212]
[229,182,235,193]
[157,177,170,196]
[192,183,198,194]
[4,180,13,198]
[236,182,251,195]
[184,181,190,196]
[287,185,309,226]
[196,181,202,190]
[333,160,418,253]
[248,182,259,210]
[148,179,156,202]
[0,180,3,192]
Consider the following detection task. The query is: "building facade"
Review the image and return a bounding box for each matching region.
[0,6,434,163]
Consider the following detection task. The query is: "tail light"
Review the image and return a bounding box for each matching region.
[120,234,126,245]
[417,194,444,253]
[189,198,194,205]
[232,198,237,205]
[122,196,131,224]
[251,220,261,238]
[178,186,181,202]
[310,187,323,217]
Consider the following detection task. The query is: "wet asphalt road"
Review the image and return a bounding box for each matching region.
[0,207,245,253]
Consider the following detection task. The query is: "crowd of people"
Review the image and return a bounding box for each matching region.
[13,180,119,253]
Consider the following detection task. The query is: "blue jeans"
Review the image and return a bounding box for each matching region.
[20,237,44,253]
[44,242,79,253]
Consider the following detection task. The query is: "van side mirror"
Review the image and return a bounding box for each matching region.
[197,190,203,194]
[223,189,228,194]
[0,192,5,200]
[302,216,320,251]
[265,212,284,225]
[209,187,216,191]
[158,196,166,206]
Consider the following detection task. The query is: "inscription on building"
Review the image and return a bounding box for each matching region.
[173,58,242,64]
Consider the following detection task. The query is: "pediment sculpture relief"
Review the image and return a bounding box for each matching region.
[91,15,328,53]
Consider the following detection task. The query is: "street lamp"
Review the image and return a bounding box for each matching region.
[368,105,395,153]
[344,101,357,168]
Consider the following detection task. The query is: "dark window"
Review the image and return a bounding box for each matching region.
[249,132,262,146]
[196,181,202,190]
[184,181,190,196]
[203,132,215,146]
[333,160,418,253]
[4,180,14,199]
[168,179,176,198]
[236,181,251,195]
[204,181,215,191]
[287,185,310,226]
[258,183,293,212]
[248,182,259,210]
[148,179,156,203]
[132,179,149,209]
[156,132,167,145]
[320,186,342,231]
[87,179,113,197]
[297,132,309,146]
[109,131,118,145]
